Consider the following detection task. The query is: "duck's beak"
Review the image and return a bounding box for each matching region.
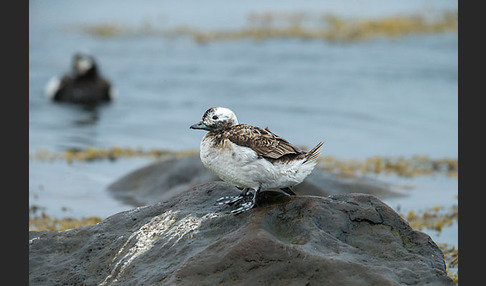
[190,121,210,131]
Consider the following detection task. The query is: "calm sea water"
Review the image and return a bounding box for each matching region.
[29,0,458,250]
[30,0,458,158]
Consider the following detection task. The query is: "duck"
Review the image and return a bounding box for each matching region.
[45,52,114,105]
[190,106,323,214]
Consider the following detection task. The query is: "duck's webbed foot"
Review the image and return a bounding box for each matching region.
[230,188,258,215]
[217,187,260,215]
[216,195,244,206]
[216,188,250,206]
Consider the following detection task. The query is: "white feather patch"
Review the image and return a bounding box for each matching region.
[44,76,60,100]
[199,136,316,190]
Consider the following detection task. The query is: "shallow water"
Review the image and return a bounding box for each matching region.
[29,0,457,255]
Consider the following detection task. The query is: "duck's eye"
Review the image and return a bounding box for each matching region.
[212,116,218,120]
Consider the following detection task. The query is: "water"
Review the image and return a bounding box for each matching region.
[30,37,459,158]
[29,2,458,157]
[29,0,457,253]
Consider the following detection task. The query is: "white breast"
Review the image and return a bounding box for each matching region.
[199,135,317,190]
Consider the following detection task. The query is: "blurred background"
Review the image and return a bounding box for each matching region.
[29,0,457,278]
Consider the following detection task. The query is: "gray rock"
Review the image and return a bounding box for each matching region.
[30,182,454,286]
[108,155,218,206]
[108,155,403,206]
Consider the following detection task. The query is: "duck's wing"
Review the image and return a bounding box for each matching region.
[226,124,303,159]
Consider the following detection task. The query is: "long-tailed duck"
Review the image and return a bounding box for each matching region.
[45,52,114,105]
[190,107,323,214]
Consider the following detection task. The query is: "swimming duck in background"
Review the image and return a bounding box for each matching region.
[45,52,114,105]
[190,107,323,214]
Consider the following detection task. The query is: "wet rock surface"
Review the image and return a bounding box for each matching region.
[107,155,403,207]
[30,181,454,285]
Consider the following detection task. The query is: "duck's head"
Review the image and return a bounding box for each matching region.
[72,52,98,77]
[190,107,238,131]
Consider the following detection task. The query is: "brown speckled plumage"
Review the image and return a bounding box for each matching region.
[205,123,322,164]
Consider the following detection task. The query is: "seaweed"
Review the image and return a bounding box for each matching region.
[79,11,458,43]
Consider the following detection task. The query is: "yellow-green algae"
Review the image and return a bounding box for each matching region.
[402,204,458,233]
[29,205,102,231]
[29,213,102,231]
[29,147,457,178]
[79,11,457,43]
[318,155,458,178]
[29,147,197,163]
[438,243,458,269]
[439,243,459,284]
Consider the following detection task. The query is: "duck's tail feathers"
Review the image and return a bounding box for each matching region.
[304,141,323,164]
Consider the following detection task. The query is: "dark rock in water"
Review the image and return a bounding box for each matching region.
[30,182,454,285]
[108,155,403,206]
[108,155,219,206]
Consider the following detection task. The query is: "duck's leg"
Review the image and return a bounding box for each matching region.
[217,187,250,206]
[280,186,296,196]
[231,187,260,215]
